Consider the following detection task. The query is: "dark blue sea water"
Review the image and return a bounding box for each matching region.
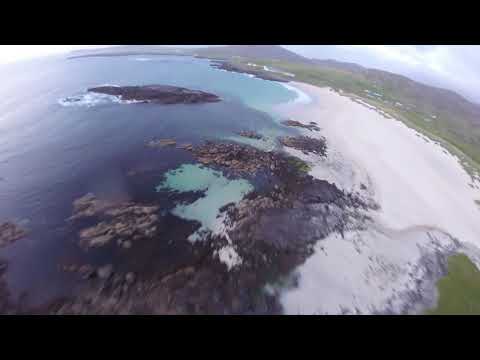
[0,55,300,305]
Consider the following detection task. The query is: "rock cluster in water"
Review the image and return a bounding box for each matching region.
[0,222,27,248]
[88,85,221,104]
[186,141,287,175]
[216,164,370,274]
[282,119,321,132]
[279,135,327,156]
[30,138,376,315]
[236,130,263,140]
[146,138,177,148]
[69,193,160,249]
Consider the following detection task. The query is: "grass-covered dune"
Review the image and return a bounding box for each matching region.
[427,254,480,315]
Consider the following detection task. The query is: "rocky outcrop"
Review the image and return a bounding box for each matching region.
[69,193,160,249]
[146,138,177,148]
[281,119,320,132]
[279,135,327,156]
[185,141,289,176]
[25,133,380,315]
[87,85,221,104]
[0,222,27,248]
[48,257,281,315]
[236,130,263,140]
[217,173,370,273]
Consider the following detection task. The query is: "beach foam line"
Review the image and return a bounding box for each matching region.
[281,83,312,105]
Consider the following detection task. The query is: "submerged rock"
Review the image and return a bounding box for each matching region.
[0,221,27,248]
[177,143,194,151]
[69,194,160,249]
[236,130,263,140]
[146,138,177,148]
[87,85,221,104]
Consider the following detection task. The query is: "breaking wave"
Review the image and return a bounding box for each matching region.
[58,86,141,108]
[282,84,312,104]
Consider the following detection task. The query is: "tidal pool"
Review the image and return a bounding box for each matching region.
[156,164,253,241]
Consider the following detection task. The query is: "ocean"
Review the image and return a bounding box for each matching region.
[0,54,302,306]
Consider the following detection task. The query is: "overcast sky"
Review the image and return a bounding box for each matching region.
[1,45,479,103]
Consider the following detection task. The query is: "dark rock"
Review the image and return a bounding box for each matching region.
[184,141,292,176]
[78,264,95,279]
[281,119,321,132]
[236,130,263,140]
[0,221,27,248]
[146,138,177,148]
[88,85,220,104]
[69,194,160,249]
[177,143,194,151]
[279,135,327,156]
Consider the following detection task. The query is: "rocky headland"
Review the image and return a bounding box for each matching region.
[210,61,290,83]
[87,85,221,104]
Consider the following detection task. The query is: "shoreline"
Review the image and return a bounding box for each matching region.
[272,81,480,314]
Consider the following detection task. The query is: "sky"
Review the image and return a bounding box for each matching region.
[1,45,479,103]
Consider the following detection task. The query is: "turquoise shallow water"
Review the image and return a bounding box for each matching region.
[156,164,253,241]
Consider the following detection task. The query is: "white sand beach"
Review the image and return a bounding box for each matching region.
[274,82,480,314]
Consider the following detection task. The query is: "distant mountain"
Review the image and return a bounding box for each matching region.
[68,46,191,59]
[311,58,366,73]
[193,45,310,62]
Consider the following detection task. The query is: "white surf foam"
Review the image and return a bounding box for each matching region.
[58,88,141,108]
[282,83,312,105]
